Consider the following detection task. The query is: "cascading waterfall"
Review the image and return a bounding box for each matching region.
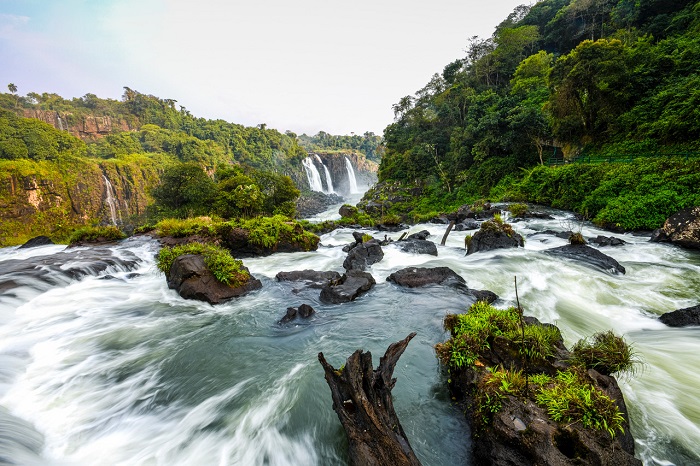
[302,157,324,192]
[1,209,699,465]
[314,155,335,194]
[344,157,359,194]
[56,115,64,131]
[102,175,121,225]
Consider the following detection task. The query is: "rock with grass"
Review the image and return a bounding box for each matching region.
[319,270,376,304]
[545,244,626,274]
[466,216,524,255]
[651,206,700,249]
[659,304,700,327]
[436,302,640,466]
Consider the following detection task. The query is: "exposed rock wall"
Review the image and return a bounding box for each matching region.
[313,152,378,194]
[22,110,135,140]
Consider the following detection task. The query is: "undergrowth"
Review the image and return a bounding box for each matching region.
[68,225,126,244]
[156,242,249,286]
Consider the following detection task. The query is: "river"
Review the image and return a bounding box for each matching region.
[0,208,699,465]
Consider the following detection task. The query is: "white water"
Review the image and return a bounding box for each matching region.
[102,175,120,225]
[344,157,359,194]
[302,157,324,192]
[1,210,700,465]
[314,155,335,194]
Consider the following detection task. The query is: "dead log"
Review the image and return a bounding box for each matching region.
[318,332,422,466]
[440,221,455,246]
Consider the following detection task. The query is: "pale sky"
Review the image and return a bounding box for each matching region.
[1,0,528,135]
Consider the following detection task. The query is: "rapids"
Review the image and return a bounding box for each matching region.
[1,209,699,465]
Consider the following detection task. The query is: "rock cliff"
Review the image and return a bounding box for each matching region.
[22,109,135,141]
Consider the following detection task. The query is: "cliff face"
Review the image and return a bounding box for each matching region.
[313,152,378,195]
[22,110,135,141]
[0,157,159,246]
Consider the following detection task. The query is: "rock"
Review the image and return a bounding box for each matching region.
[279,303,316,324]
[219,223,319,257]
[589,235,626,247]
[545,244,626,274]
[520,211,555,220]
[393,239,438,256]
[429,216,450,225]
[650,207,700,249]
[467,221,524,255]
[461,220,481,230]
[343,239,384,271]
[406,230,430,240]
[166,254,262,304]
[386,266,466,289]
[319,270,376,303]
[470,289,499,304]
[275,270,342,289]
[339,204,358,218]
[295,191,345,218]
[659,304,700,327]
[18,236,55,249]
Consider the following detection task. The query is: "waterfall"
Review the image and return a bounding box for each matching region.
[302,157,324,192]
[102,175,120,225]
[314,155,335,194]
[56,114,64,131]
[344,157,359,194]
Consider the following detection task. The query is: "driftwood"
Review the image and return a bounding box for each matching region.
[440,221,455,246]
[318,333,422,466]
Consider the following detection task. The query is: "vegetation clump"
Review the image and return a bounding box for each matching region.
[507,203,528,218]
[156,242,249,287]
[569,231,587,245]
[225,215,319,250]
[570,330,639,376]
[154,216,216,237]
[68,225,126,244]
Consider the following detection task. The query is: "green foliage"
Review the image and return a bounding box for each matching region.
[0,109,86,160]
[570,331,639,376]
[154,216,216,237]
[298,131,384,163]
[361,233,373,243]
[225,215,319,250]
[507,203,528,218]
[151,163,216,218]
[68,225,126,244]
[156,242,249,287]
[535,369,625,438]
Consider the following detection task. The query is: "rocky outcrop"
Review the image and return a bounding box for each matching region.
[166,254,262,304]
[276,270,342,289]
[343,238,384,271]
[651,207,700,249]
[295,191,344,218]
[279,303,316,324]
[659,304,700,327]
[467,220,524,255]
[18,236,54,249]
[219,224,320,258]
[545,244,626,274]
[386,267,466,289]
[313,152,378,194]
[23,109,134,141]
[319,270,376,304]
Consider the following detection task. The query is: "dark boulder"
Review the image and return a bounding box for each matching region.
[343,239,384,271]
[166,254,262,304]
[393,239,438,256]
[470,289,499,304]
[651,207,700,249]
[18,236,55,249]
[589,235,626,247]
[296,191,344,218]
[406,230,430,240]
[338,204,358,218]
[545,244,625,274]
[457,220,480,231]
[386,266,466,289]
[279,303,316,324]
[319,270,376,304]
[467,223,524,255]
[275,270,342,289]
[659,305,700,327]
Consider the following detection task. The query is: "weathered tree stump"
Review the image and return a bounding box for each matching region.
[318,333,422,466]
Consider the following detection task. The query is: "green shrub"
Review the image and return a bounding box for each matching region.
[570,331,639,376]
[508,203,528,218]
[156,242,249,286]
[224,215,319,250]
[68,225,126,244]
[155,217,216,237]
[569,232,586,245]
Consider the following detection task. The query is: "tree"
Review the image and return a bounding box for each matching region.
[151,163,216,217]
[7,83,17,95]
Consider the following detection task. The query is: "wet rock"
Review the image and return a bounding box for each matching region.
[295,191,344,218]
[659,305,700,327]
[386,266,466,289]
[279,303,316,324]
[467,222,524,255]
[343,239,384,271]
[166,254,262,304]
[470,289,499,304]
[338,204,358,218]
[275,270,342,289]
[218,224,319,257]
[319,270,376,304]
[651,207,700,249]
[429,216,450,225]
[406,230,430,241]
[545,244,626,274]
[393,239,438,256]
[455,220,480,231]
[18,236,55,249]
[589,235,626,247]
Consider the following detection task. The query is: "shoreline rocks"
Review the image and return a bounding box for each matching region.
[659,304,700,327]
[651,206,700,249]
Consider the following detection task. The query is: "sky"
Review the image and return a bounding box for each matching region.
[0,0,527,135]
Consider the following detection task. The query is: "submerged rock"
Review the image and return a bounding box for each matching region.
[279,303,316,324]
[319,270,375,304]
[545,244,626,274]
[275,270,342,289]
[166,254,262,304]
[651,207,700,249]
[18,236,55,249]
[387,266,465,289]
[659,304,700,327]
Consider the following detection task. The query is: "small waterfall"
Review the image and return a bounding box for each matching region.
[302,157,324,192]
[315,155,335,194]
[102,175,121,225]
[344,157,359,194]
[56,114,64,131]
